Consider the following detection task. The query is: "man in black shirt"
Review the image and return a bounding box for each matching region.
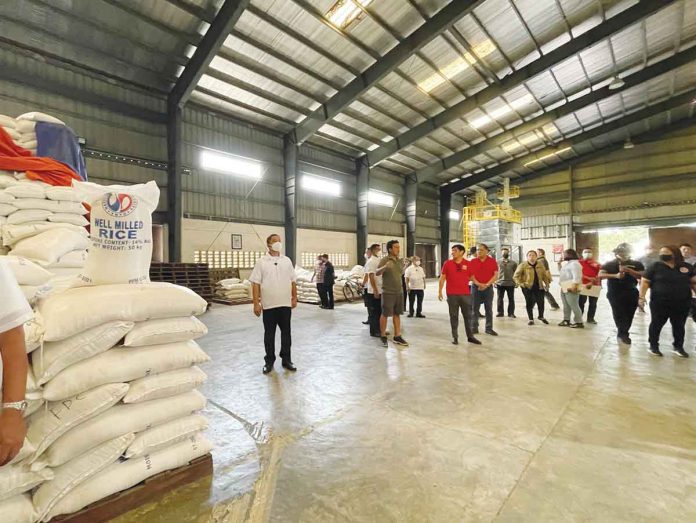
[599,243,644,345]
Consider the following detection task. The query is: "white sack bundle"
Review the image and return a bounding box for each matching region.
[17,112,66,125]
[27,383,128,460]
[123,366,207,404]
[45,433,212,520]
[2,126,21,141]
[49,250,87,269]
[17,139,37,150]
[20,284,52,304]
[4,256,52,286]
[47,213,89,227]
[124,414,208,459]
[2,222,86,247]
[32,433,134,522]
[9,228,90,266]
[33,321,134,386]
[24,313,44,353]
[15,121,35,133]
[5,183,46,199]
[6,209,52,225]
[0,114,17,128]
[0,464,53,502]
[0,202,17,216]
[74,180,159,286]
[9,439,37,467]
[42,341,210,401]
[38,283,207,342]
[123,316,208,347]
[45,186,80,202]
[0,495,36,523]
[12,198,86,215]
[43,391,207,467]
[0,191,15,204]
[0,172,18,187]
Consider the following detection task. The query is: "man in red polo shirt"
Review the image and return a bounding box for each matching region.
[579,247,601,324]
[469,243,499,336]
[438,244,481,345]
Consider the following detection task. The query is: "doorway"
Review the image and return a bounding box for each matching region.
[415,243,437,278]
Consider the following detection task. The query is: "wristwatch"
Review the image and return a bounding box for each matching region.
[2,400,28,413]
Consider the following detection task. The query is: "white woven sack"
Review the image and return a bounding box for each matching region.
[17,112,65,125]
[0,464,53,501]
[38,282,208,342]
[124,316,208,347]
[9,438,37,466]
[43,391,207,467]
[4,256,52,286]
[0,495,36,523]
[123,366,207,404]
[74,180,159,286]
[0,173,18,187]
[0,114,16,128]
[2,222,86,247]
[32,433,134,522]
[49,250,87,269]
[13,198,86,215]
[6,209,52,225]
[33,321,134,386]
[2,126,21,140]
[46,433,212,520]
[0,202,16,216]
[0,190,15,204]
[124,414,208,459]
[10,228,90,267]
[48,213,89,227]
[17,139,37,150]
[46,267,81,279]
[16,121,36,133]
[24,313,44,353]
[42,341,210,401]
[45,186,80,202]
[26,383,128,461]
[5,183,46,199]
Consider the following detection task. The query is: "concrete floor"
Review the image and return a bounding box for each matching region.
[116,285,696,522]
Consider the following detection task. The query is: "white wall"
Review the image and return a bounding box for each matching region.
[296,229,356,268]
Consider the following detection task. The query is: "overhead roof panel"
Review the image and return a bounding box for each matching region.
[191,90,291,132]
[577,41,614,85]
[644,2,684,56]
[377,70,444,117]
[116,0,205,35]
[453,15,513,78]
[474,0,537,66]
[514,0,569,51]
[550,56,592,96]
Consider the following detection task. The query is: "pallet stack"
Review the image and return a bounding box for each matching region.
[149,263,213,304]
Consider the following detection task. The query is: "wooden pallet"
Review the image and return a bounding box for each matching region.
[149,263,214,303]
[52,454,213,523]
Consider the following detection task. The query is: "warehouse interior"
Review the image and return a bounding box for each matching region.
[1,0,696,521]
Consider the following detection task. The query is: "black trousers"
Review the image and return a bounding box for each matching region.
[497,285,515,316]
[317,283,334,309]
[649,299,690,349]
[607,290,638,337]
[578,295,598,321]
[367,293,382,336]
[448,294,474,341]
[262,307,291,366]
[408,289,424,315]
[471,287,494,332]
[521,287,545,320]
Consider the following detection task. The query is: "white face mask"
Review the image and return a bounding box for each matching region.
[582,252,592,260]
[414,261,421,266]
[271,241,282,253]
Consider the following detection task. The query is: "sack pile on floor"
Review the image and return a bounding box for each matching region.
[215,277,251,302]
[294,265,359,304]
[0,113,65,155]
[0,179,213,523]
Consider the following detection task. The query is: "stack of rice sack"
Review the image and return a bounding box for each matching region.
[215,277,251,302]
[0,112,66,154]
[294,266,321,304]
[1,180,213,522]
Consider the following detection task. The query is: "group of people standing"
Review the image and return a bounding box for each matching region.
[311,254,336,310]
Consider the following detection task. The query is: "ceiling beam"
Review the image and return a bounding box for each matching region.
[366,0,674,167]
[169,0,250,109]
[290,0,486,144]
[417,44,696,184]
[443,87,696,194]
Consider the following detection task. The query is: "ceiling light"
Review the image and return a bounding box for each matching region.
[623,138,634,149]
[608,75,625,90]
[200,150,262,179]
[326,0,372,29]
[301,174,341,197]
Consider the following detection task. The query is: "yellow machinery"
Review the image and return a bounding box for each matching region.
[462,178,521,250]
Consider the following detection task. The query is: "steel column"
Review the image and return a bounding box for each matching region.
[356,157,370,263]
[283,134,298,265]
[166,105,183,262]
[439,190,451,267]
[405,177,417,257]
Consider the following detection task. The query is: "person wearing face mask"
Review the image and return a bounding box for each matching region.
[558,249,584,328]
[250,234,298,374]
[639,245,696,358]
[364,243,383,337]
[578,248,601,325]
[514,250,551,325]
[405,256,427,318]
[496,247,517,318]
[599,243,644,345]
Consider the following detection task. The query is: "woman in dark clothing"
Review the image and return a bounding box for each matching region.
[639,245,696,358]
[321,254,336,309]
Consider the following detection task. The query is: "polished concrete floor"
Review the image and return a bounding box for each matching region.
[117,285,696,522]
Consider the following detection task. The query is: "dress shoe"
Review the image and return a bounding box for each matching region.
[416,314,426,318]
[496,313,504,318]
[407,313,414,318]
[452,337,459,345]
[282,361,297,371]
[485,329,498,336]
[468,337,482,345]
[263,364,273,374]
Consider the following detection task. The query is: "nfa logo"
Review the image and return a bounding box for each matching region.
[102,193,138,217]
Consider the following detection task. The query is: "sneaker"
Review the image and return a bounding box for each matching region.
[452,338,458,345]
[539,318,549,325]
[467,337,482,345]
[528,320,534,326]
[648,346,663,357]
[570,323,584,329]
[558,320,570,327]
[485,329,498,336]
[672,347,689,358]
[392,336,409,347]
[380,336,388,347]
[508,314,516,318]
[587,319,597,325]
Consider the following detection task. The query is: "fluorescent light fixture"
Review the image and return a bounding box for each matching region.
[469,94,534,129]
[418,40,495,93]
[301,174,341,197]
[523,146,572,167]
[608,75,625,90]
[368,189,394,207]
[326,0,372,29]
[623,138,634,149]
[200,150,262,179]
[449,210,461,220]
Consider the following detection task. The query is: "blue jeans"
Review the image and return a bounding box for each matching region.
[471,286,494,332]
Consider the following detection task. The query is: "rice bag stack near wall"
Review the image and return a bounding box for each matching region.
[215,277,252,302]
[14,113,66,156]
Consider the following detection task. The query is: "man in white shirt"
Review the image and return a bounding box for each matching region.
[250,234,298,374]
[0,258,32,465]
[405,255,426,318]
[364,243,383,337]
